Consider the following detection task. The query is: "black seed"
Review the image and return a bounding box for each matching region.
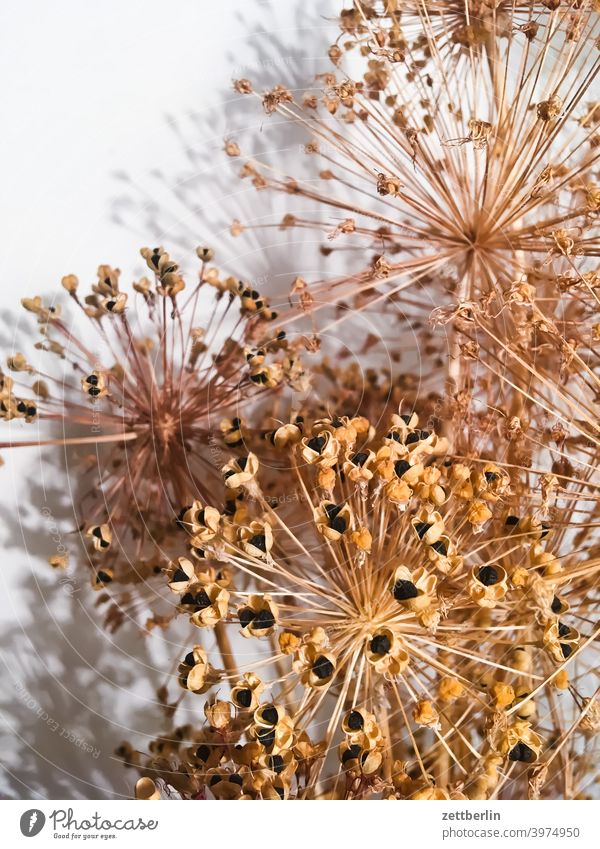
[106,300,116,311]
[393,579,418,601]
[184,651,195,667]
[307,435,326,453]
[88,386,101,397]
[238,607,256,629]
[558,622,570,637]
[269,754,284,774]
[329,516,347,534]
[176,506,191,529]
[257,728,276,749]
[224,500,236,516]
[180,593,195,606]
[541,522,550,539]
[400,414,412,424]
[229,774,243,786]
[394,459,411,477]
[346,710,364,731]
[352,452,369,467]
[250,372,267,384]
[551,596,562,614]
[248,534,266,552]
[251,290,260,300]
[370,634,391,656]
[324,503,342,520]
[341,744,361,764]
[223,470,235,479]
[237,456,248,471]
[153,566,162,574]
[419,430,430,440]
[252,608,276,630]
[209,775,222,787]
[405,431,419,445]
[96,571,112,583]
[478,565,499,586]
[274,785,285,799]
[196,744,210,762]
[430,539,447,556]
[484,471,499,482]
[235,689,252,709]
[560,643,573,659]
[505,515,519,526]
[194,589,211,610]
[172,567,189,583]
[100,539,109,548]
[312,655,334,680]
[277,331,286,340]
[414,521,432,539]
[387,431,401,442]
[232,417,241,428]
[92,527,103,539]
[508,742,535,763]
[261,706,279,726]
[86,374,99,385]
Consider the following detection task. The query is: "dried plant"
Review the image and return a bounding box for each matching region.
[4,0,599,803]
[228,1,599,421]
[121,409,599,799]
[0,246,310,598]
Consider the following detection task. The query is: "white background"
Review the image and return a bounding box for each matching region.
[0,0,339,799]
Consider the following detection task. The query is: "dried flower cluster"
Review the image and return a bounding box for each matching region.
[230,0,600,439]
[1,246,309,603]
[122,410,598,799]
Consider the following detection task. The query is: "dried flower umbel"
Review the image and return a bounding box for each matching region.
[233,2,599,302]
[1,247,310,597]
[230,1,600,428]
[125,410,599,799]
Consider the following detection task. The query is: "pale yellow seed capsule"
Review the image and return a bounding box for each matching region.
[438,677,464,702]
[554,669,569,690]
[279,631,301,655]
[61,274,79,294]
[135,777,160,800]
[317,466,336,491]
[511,567,529,588]
[48,554,68,569]
[350,527,372,552]
[492,681,515,709]
[413,699,439,727]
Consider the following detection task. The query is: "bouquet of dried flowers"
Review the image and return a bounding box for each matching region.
[3,0,599,801]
